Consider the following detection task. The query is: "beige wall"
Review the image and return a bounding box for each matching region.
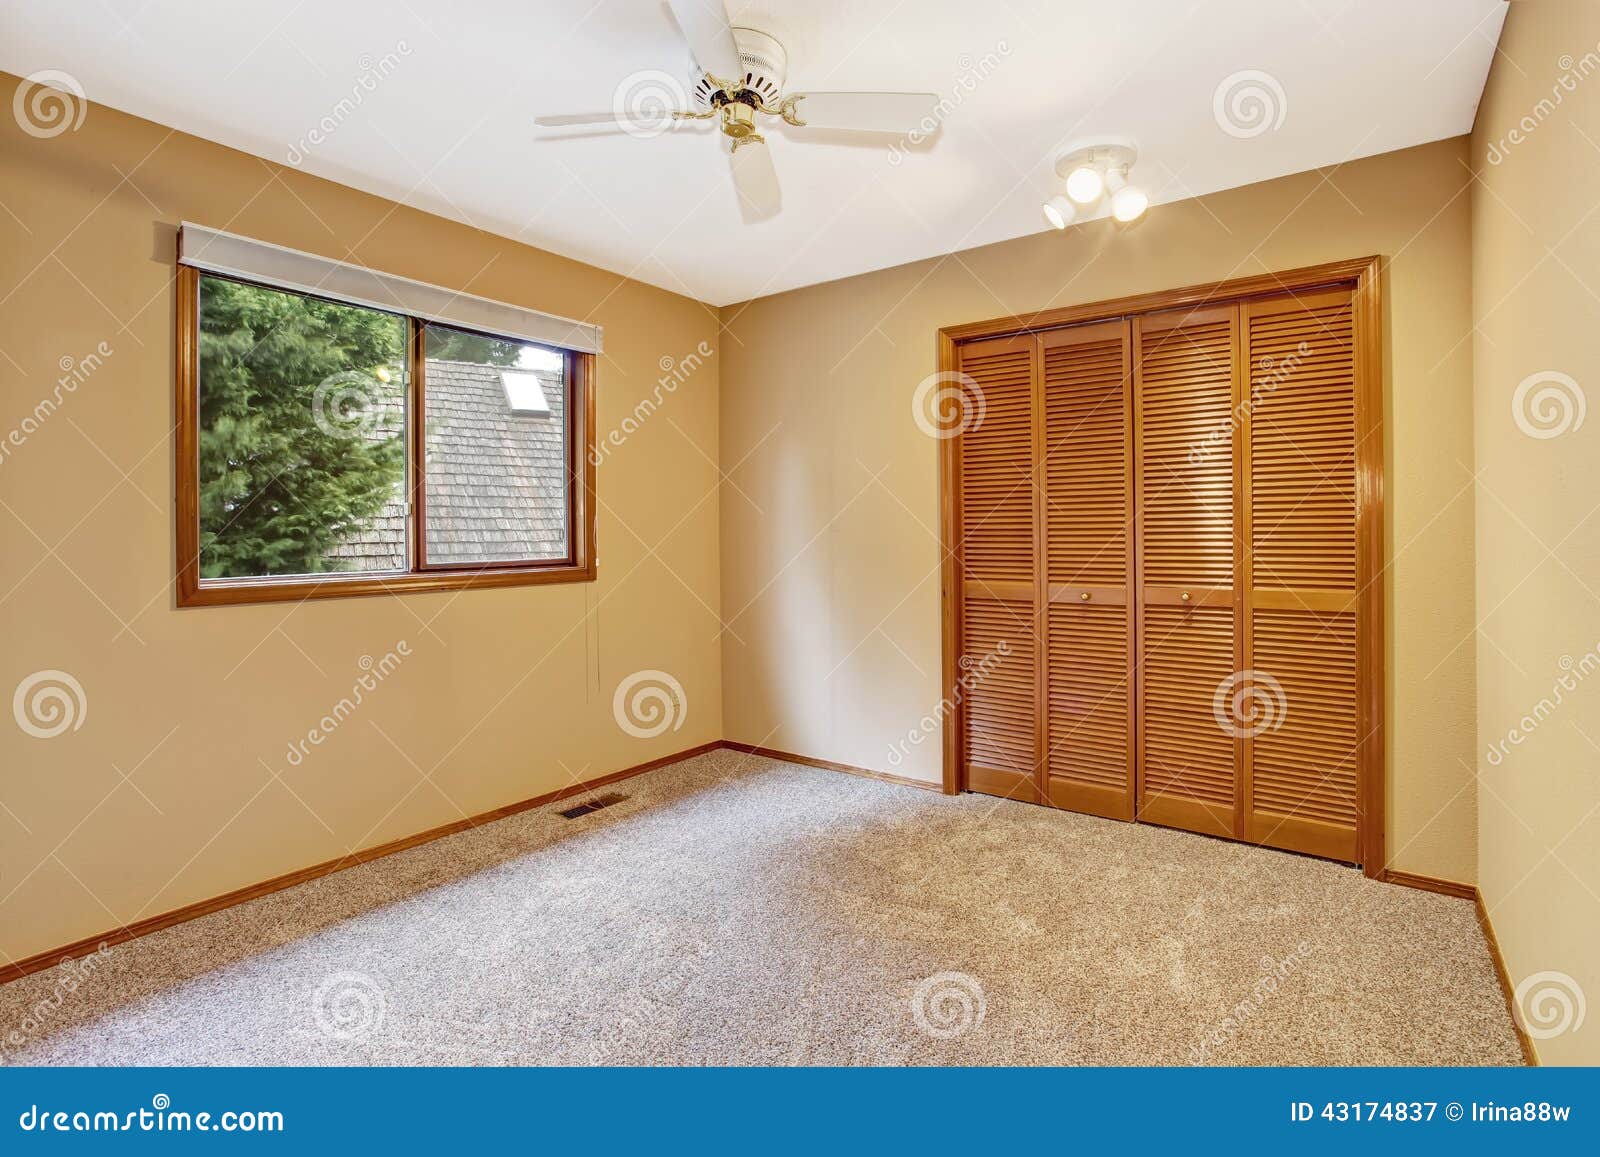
[719,138,1480,884]
[0,75,722,965]
[1472,0,1600,1066]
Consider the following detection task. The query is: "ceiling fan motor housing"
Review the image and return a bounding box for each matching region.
[691,27,788,108]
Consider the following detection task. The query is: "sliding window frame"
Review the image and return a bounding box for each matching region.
[175,265,597,607]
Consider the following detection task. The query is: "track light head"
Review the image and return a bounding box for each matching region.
[1064,167,1104,205]
[1042,195,1076,230]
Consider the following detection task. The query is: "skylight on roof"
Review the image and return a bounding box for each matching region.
[500,370,551,416]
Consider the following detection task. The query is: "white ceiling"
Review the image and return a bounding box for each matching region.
[1,0,1506,306]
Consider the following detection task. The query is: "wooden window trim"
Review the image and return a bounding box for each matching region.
[175,265,597,608]
[935,255,1385,877]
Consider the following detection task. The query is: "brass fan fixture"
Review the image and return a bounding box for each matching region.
[535,1,939,222]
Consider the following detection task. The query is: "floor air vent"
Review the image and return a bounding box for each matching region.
[558,792,628,819]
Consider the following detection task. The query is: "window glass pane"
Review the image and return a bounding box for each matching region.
[422,323,569,565]
[196,274,407,579]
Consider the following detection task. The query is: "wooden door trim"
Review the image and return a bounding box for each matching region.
[937,256,1385,877]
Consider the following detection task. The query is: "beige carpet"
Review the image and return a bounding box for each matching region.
[0,749,1522,1066]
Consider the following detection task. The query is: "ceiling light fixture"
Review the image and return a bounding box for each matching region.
[1042,195,1076,230]
[1042,138,1150,228]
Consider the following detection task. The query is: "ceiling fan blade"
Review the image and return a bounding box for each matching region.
[665,0,742,81]
[729,139,780,222]
[785,92,940,134]
[535,112,630,127]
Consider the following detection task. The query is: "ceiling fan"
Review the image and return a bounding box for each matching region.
[534,0,940,221]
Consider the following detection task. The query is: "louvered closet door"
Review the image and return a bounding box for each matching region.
[1241,289,1361,862]
[1040,321,1135,820]
[1134,305,1243,840]
[956,334,1041,803]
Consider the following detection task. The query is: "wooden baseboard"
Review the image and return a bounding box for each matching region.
[717,740,943,792]
[0,739,722,985]
[1474,889,1540,1067]
[1375,869,1537,1066]
[1377,868,1477,900]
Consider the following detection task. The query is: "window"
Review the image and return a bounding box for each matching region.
[175,231,596,606]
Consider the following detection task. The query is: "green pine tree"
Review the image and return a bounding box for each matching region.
[197,278,406,577]
[425,325,523,366]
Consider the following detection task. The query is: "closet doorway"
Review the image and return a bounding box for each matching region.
[936,257,1384,876]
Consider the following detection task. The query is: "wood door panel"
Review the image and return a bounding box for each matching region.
[1135,307,1242,839]
[1043,323,1128,588]
[1245,610,1360,860]
[1046,602,1132,819]
[1137,315,1236,588]
[1138,603,1237,837]
[957,335,1041,803]
[1041,321,1134,818]
[961,597,1039,801]
[1241,289,1361,863]
[1247,292,1357,592]
[959,338,1036,585]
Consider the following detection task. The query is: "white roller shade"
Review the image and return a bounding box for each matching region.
[178,222,603,354]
